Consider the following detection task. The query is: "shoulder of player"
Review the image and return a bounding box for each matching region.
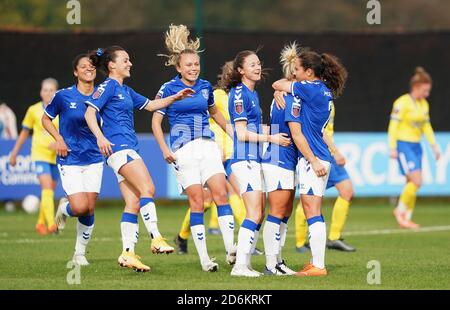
[394,94,410,106]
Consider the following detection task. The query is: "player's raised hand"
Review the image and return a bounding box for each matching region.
[163,149,177,164]
[311,159,327,177]
[270,133,291,146]
[174,88,195,101]
[274,90,287,110]
[55,137,69,157]
[97,136,114,157]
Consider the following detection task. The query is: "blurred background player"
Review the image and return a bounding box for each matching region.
[173,61,247,255]
[273,48,348,276]
[261,43,301,276]
[9,78,59,235]
[0,101,18,212]
[389,67,440,229]
[85,45,192,272]
[152,24,235,272]
[295,92,356,253]
[42,54,103,266]
[225,50,290,277]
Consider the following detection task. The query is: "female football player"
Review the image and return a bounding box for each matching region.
[273,48,348,276]
[42,54,103,265]
[389,67,440,228]
[152,25,236,272]
[9,78,59,235]
[85,45,193,272]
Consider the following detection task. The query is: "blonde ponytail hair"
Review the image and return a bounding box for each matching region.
[280,42,300,80]
[158,24,201,67]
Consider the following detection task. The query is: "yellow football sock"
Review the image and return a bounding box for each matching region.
[400,182,418,220]
[229,194,246,225]
[295,202,308,247]
[208,203,219,229]
[41,189,55,227]
[329,196,351,241]
[400,182,418,209]
[36,202,45,226]
[179,208,191,240]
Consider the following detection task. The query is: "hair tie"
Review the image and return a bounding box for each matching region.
[96,48,104,57]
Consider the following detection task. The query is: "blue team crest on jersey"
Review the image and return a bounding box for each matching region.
[201,89,209,100]
[291,97,301,118]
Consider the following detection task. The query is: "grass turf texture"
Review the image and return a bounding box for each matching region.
[0,199,449,290]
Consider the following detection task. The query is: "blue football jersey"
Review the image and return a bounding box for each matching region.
[156,75,215,152]
[228,83,262,163]
[285,80,333,162]
[45,85,104,166]
[261,95,299,170]
[85,78,150,153]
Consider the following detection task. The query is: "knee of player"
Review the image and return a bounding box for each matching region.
[188,195,204,212]
[340,189,354,202]
[139,185,155,198]
[211,189,228,205]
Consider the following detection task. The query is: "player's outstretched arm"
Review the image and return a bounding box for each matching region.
[234,121,290,146]
[144,88,195,112]
[289,121,327,177]
[9,128,30,166]
[272,78,292,93]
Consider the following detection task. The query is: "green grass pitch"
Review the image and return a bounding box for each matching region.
[1,199,449,290]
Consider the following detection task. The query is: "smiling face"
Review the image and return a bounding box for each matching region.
[109,50,132,79]
[293,57,314,81]
[176,52,200,84]
[238,53,262,83]
[74,57,96,83]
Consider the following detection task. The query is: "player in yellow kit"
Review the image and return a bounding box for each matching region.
[295,102,356,252]
[9,78,59,235]
[389,67,440,228]
[174,62,247,254]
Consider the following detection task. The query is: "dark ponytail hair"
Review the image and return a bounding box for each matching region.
[299,50,348,98]
[222,50,264,92]
[89,45,126,75]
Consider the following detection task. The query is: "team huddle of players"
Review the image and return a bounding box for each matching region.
[9,24,439,277]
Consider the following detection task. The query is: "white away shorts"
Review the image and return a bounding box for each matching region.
[58,162,104,196]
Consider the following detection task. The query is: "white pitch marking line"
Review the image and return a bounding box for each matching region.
[1,225,450,244]
[343,225,450,236]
